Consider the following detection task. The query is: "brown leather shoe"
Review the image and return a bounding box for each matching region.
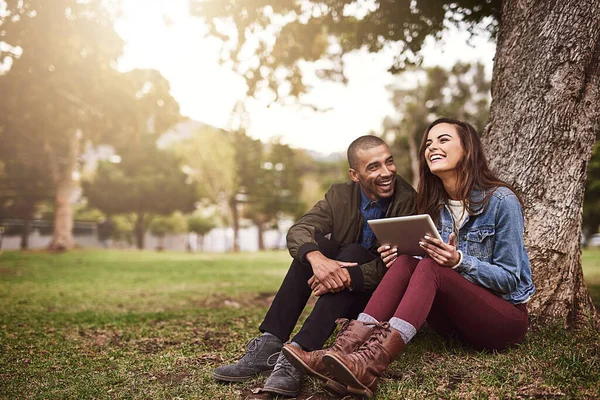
[282,318,373,394]
[322,322,406,398]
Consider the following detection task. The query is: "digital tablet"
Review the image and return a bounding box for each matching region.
[367,214,442,256]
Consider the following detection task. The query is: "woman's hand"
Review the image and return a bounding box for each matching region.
[419,233,460,267]
[378,245,398,268]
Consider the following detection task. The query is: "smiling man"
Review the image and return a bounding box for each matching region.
[212,135,416,397]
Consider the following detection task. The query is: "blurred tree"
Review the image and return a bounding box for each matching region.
[187,214,217,251]
[82,142,197,249]
[243,139,304,250]
[583,140,600,242]
[191,0,600,327]
[0,0,131,251]
[385,62,490,187]
[111,214,135,247]
[0,155,53,249]
[149,212,188,251]
[171,126,239,250]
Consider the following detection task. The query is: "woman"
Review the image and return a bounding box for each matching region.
[283,118,535,398]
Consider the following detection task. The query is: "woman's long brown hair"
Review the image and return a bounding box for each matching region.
[416,118,522,224]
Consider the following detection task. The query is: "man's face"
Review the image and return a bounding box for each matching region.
[349,144,397,201]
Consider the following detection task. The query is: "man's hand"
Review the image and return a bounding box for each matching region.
[306,251,355,292]
[308,268,351,296]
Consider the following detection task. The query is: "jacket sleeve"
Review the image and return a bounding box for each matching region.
[286,189,335,262]
[351,186,418,292]
[344,257,387,292]
[454,193,524,294]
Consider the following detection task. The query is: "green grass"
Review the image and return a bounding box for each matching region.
[1,249,599,399]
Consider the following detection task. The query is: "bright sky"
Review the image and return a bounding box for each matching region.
[115,0,496,153]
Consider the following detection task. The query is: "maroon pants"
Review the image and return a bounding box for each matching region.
[363,255,529,351]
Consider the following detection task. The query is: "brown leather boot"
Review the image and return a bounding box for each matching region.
[322,322,406,398]
[281,318,373,394]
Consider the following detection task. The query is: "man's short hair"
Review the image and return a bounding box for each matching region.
[347,135,388,170]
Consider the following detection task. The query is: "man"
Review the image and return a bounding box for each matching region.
[212,135,416,396]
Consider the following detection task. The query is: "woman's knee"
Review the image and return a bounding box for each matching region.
[412,257,446,280]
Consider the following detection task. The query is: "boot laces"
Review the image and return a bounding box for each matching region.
[333,318,352,340]
[272,353,298,377]
[266,351,281,367]
[241,336,279,366]
[353,322,392,362]
[241,337,262,362]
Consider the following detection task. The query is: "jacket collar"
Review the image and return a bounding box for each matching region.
[441,187,487,216]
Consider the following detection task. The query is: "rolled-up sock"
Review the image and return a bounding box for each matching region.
[389,317,416,344]
[357,313,379,324]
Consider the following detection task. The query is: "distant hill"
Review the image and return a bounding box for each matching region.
[157,119,227,148]
[158,119,345,163]
[305,149,345,162]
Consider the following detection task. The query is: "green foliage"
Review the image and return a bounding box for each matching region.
[111,214,135,244]
[240,136,305,224]
[187,214,217,236]
[0,0,127,155]
[149,212,188,238]
[0,153,54,219]
[190,0,499,99]
[83,145,197,219]
[72,206,104,222]
[172,126,237,208]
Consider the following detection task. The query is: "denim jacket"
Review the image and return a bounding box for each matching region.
[437,186,535,304]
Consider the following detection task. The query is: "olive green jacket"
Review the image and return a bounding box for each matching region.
[286,175,417,291]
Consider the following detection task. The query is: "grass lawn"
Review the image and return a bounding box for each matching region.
[1,248,599,399]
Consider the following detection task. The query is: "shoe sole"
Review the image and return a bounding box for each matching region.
[212,369,271,383]
[281,346,347,395]
[261,385,299,397]
[322,353,374,398]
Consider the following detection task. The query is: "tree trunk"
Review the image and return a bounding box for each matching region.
[257,221,265,251]
[47,132,79,252]
[20,218,30,250]
[484,0,600,328]
[48,172,75,251]
[229,195,240,252]
[135,212,145,250]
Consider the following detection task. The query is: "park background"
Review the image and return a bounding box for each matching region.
[1,0,600,399]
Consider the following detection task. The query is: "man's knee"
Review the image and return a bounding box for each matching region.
[336,243,375,264]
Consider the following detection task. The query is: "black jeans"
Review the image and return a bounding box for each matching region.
[259,235,378,351]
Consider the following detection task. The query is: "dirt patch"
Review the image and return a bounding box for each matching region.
[156,372,190,385]
[0,267,22,277]
[132,337,181,354]
[199,292,319,310]
[201,330,230,349]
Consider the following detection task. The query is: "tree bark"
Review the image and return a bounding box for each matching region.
[47,132,79,251]
[484,0,600,328]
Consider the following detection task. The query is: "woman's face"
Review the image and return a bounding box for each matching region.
[424,123,465,177]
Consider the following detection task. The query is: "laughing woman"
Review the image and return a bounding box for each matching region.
[283,118,535,398]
